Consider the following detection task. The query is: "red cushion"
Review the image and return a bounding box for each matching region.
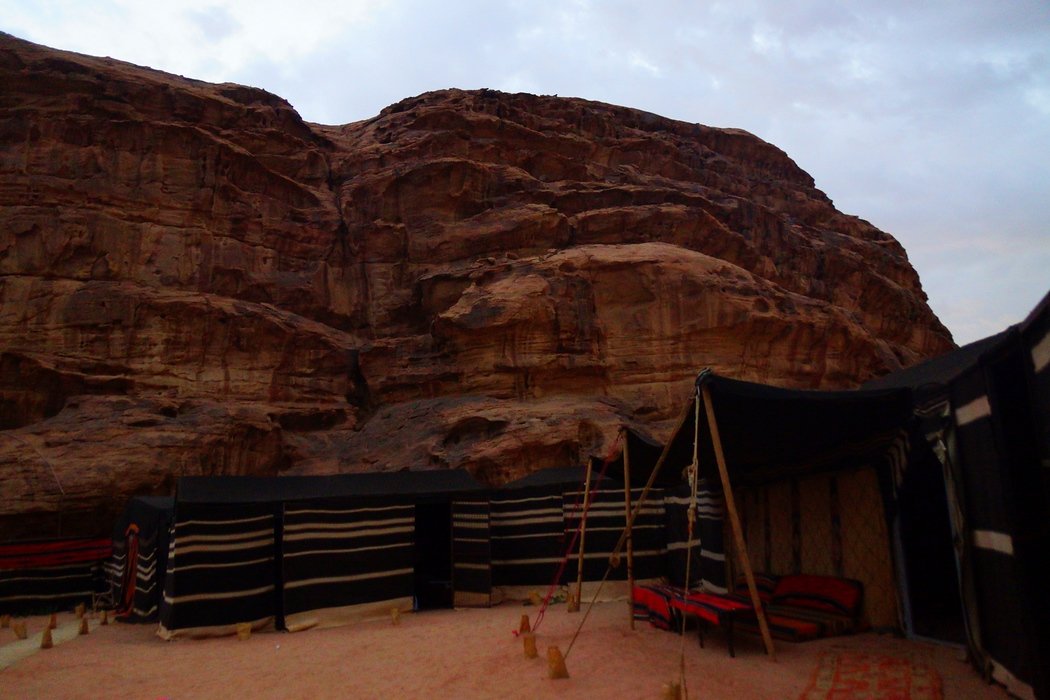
[733,573,779,603]
[771,574,862,616]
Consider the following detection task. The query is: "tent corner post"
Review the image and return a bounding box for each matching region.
[701,383,777,660]
[573,457,594,611]
[622,427,636,630]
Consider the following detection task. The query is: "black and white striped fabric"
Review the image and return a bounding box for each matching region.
[102,538,126,610]
[562,483,666,582]
[159,504,277,639]
[452,499,491,606]
[126,528,162,620]
[695,479,727,593]
[108,496,174,622]
[490,482,565,587]
[949,361,1041,698]
[282,499,415,630]
[0,538,110,615]
[664,484,705,590]
[1022,292,1049,467]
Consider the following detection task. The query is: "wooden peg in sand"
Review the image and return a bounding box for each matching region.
[13,620,28,639]
[40,627,54,649]
[390,607,401,626]
[78,617,89,635]
[100,609,109,626]
[74,603,85,619]
[546,646,569,679]
[522,632,538,659]
[661,681,684,700]
[236,622,251,640]
[518,613,531,634]
[1,613,10,628]
[566,586,580,613]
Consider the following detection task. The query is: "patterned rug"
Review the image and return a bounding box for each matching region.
[800,652,944,700]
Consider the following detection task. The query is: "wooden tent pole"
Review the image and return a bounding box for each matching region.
[573,456,594,610]
[612,399,693,559]
[701,383,777,660]
[622,428,636,630]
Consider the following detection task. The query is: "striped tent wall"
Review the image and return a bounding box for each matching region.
[696,480,727,593]
[452,499,491,607]
[124,527,163,621]
[281,499,415,630]
[1023,295,1049,467]
[0,538,111,615]
[950,366,1037,698]
[159,504,277,639]
[664,482,723,591]
[107,496,174,622]
[562,484,666,582]
[102,538,126,610]
[490,483,565,587]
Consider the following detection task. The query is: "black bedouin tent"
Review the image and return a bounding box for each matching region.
[590,429,710,592]
[106,496,174,622]
[636,291,1048,695]
[862,289,1050,700]
[0,537,111,615]
[651,372,912,624]
[490,462,667,600]
[158,470,488,638]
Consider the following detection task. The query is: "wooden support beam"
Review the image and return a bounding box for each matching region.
[623,428,636,630]
[701,383,777,660]
[573,457,594,611]
[612,400,694,558]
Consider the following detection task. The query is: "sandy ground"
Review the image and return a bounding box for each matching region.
[1,602,1008,699]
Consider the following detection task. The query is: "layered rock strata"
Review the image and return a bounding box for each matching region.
[0,34,953,538]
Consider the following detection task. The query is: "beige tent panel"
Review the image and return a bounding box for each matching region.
[799,474,834,575]
[838,467,898,629]
[767,480,794,575]
[737,466,898,630]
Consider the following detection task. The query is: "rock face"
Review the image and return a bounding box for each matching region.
[0,34,953,539]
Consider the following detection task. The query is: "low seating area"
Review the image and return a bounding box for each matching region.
[632,573,866,652]
[632,584,756,657]
[730,573,866,642]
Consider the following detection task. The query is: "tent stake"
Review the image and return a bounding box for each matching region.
[701,383,777,660]
[572,458,594,613]
[622,428,636,630]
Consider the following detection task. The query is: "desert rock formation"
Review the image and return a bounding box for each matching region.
[0,33,953,538]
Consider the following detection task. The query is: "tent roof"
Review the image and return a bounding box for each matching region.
[658,372,914,486]
[590,427,675,487]
[175,469,485,505]
[861,331,1011,402]
[863,288,1049,402]
[500,466,591,490]
[126,495,175,511]
[113,496,175,539]
[1021,289,1050,332]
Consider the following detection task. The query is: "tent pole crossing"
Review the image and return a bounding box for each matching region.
[701,383,776,660]
[566,402,695,659]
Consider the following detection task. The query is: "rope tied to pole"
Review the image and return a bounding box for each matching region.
[675,387,702,698]
[529,431,623,634]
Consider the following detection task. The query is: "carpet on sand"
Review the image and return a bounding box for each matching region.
[800,651,944,700]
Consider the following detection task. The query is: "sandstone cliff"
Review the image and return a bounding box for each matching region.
[0,33,953,538]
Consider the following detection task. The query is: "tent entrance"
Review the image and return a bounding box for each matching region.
[896,448,966,644]
[414,502,453,610]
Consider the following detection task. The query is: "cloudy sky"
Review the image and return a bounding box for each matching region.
[3,0,1048,344]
